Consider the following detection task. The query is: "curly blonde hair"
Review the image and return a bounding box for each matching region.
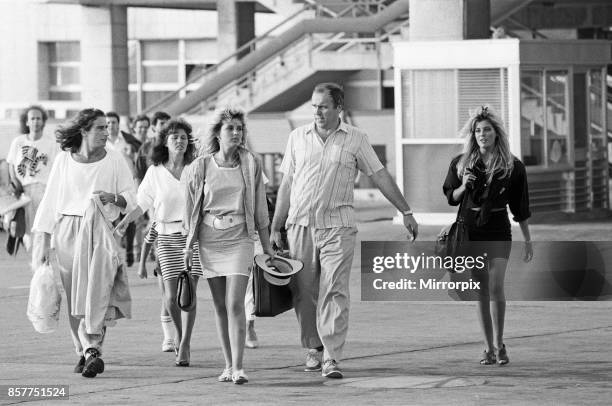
[456,105,514,182]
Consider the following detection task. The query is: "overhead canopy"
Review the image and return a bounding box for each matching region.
[42,0,272,12]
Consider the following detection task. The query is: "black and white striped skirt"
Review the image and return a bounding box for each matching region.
[157,233,203,280]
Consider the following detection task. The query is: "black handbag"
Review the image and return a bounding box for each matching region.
[436,191,470,272]
[176,268,196,312]
[252,260,293,317]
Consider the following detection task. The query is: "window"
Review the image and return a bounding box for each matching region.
[47,42,81,101]
[520,71,545,166]
[382,86,394,109]
[128,39,218,114]
[588,69,605,150]
[401,68,508,140]
[520,69,570,167]
[545,71,569,166]
[411,70,456,139]
[588,68,609,208]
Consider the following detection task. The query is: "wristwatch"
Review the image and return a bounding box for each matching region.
[401,210,413,216]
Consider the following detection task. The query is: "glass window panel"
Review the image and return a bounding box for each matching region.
[185,64,206,82]
[129,91,138,116]
[48,44,57,63]
[128,41,138,84]
[49,66,59,86]
[66,109,80,119]
[400,70,410,138]
[142,41,177,61]
[185,39,217,62]
[55,42,80,62]
[412,70,456,138]
[59,66,80,85]
[144,66,178,83]
[49,91,81,101]
[589,69,604,140]
[143,91,173,109]
[546,71,569,166]
[520,70,545,166]
[402,143,463,212]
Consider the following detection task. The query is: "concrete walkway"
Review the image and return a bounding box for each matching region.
[1,218,611,405]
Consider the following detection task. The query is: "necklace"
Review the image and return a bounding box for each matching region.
[214,153,238,168]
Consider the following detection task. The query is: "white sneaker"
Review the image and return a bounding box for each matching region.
[161,339,175,352]
[304,349,322,372]
[321,359,343,379]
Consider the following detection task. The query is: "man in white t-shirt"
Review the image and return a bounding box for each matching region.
[6,105,58,250]
[105,112,137,173]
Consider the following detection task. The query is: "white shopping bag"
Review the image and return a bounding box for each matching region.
[26,263,62,333]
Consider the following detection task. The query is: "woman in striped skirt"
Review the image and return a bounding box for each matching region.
[116,118,203,367]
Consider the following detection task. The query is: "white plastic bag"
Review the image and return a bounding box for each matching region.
[26,263,61,333]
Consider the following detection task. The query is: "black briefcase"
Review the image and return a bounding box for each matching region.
[252,263,293,317]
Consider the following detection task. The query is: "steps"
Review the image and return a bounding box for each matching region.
[145,0,409,116]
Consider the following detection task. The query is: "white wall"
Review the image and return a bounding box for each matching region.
[0,2,82,104]
[127,7,284,39]
[0,2,285,104]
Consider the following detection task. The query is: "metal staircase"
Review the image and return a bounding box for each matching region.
[144,0,409,116]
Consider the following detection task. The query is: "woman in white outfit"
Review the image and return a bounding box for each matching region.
[33,108,136,378]
[183,107,274,384]
[116,118,202,367]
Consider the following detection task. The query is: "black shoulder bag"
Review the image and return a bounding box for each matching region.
[436,190,470,272]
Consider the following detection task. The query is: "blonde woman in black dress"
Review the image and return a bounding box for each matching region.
[443,106,533,365]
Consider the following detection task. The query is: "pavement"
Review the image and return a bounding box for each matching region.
[1,204,611,405]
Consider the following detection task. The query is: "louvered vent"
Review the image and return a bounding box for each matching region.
[457,68,508,129]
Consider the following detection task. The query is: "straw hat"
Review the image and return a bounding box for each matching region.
[253,254,303,286]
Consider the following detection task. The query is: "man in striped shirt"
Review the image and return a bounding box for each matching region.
[270,83,418,379]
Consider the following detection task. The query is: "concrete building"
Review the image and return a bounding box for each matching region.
[0,0,610,217]
[393,0,612,220]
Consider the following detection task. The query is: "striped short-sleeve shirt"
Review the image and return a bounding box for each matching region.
[280,121,384,229]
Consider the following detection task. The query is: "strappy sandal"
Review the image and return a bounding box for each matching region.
[480,349,496,365]
[497,344,509,365]
[218,368,233,382]
[175,346,190,367]
[232,369,248,385]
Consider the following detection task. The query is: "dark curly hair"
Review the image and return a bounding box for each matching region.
[150,118,196,165]
[19,105,48,134]
[55,108,105,153]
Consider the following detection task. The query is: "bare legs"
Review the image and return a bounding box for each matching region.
[476,257,508,353]
[163,276,199,364]
[208,275,249,371]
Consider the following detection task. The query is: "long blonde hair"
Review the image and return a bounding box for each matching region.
[201,106,248,156]
[456,105,514,183]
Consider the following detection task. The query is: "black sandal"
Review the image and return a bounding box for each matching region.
[480,349,496,365]
[497,344,509,365]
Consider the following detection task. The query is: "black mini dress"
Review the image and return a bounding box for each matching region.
[443,155,531,260]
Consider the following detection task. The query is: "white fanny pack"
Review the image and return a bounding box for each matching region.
[202,213,246,230]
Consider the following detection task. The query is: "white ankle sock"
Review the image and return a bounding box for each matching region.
[160,316,174,341]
